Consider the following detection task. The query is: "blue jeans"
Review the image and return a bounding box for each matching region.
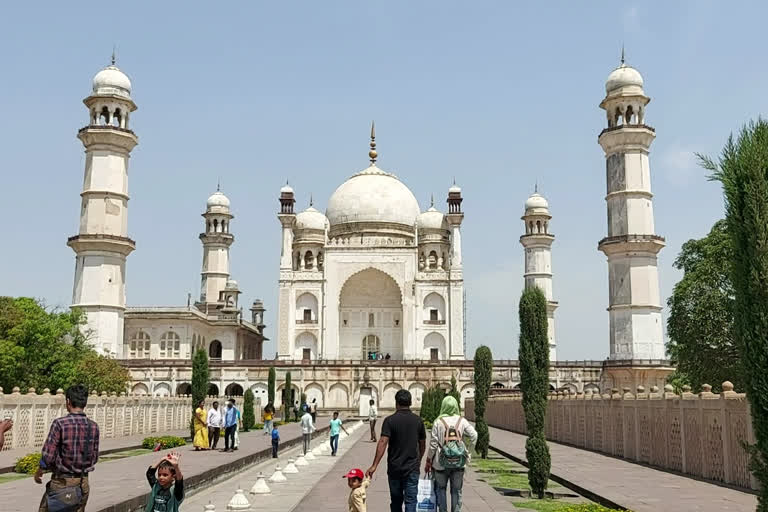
[264,419,273,435]
[330,434,339,455]
[388,471,419,512]
[433,469,464,512]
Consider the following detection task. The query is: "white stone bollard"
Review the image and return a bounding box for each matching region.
[250,472,271,495]
[283,458,299,474]
[269,465,287,483]
[204,502,216,512]
[226,488,251,510]
[295,455,309,466]
[305,450,317,460]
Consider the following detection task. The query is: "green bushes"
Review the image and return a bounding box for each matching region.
[519,287,552,498]
[142,436,186,450]
[473,345,493,459]
[242,389,256,431]
[420,386,445,424]
[15,453,41,474]
[268,367,276,407]
[191,348,209,436]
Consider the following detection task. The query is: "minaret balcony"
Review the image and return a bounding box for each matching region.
[598,234,665,256]
[78,125,138,151]
[296,319,318,325]
[598,125,656,154]
[67,233,135,256]
[423,319,446,325]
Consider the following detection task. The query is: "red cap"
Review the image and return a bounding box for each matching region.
[343,468,365,479]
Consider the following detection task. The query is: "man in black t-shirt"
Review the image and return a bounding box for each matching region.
[366,389,426,512]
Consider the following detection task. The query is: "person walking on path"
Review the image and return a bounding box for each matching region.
[343,468,371,512]
[193,400,209,451]
[35,384,100,512]
[0,417,12,451]
[223,399,239,452]
[366,389,426,512]
[263,403,275,436]
[368,399,378,442]
[310,398,318,423]
[207,401,223,450]
[300,407,316,455]
[329,411,349,456]
[145,452,184,512]
[271,425,280,458]
[425,396,477,512]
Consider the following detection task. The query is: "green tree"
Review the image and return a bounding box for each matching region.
[0,297,126,393]
[449,375,461,414]
[706,119,768,509]
[284,372,292,420]
[268,366,276,406]
[519,287,551,498]
[666,220,737,393]
[473,345,493,459]
[242,389,256,431]
[191,348,209,409]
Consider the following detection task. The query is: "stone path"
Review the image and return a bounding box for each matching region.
[183,421,366,511]
[0,423,310,512]
[488,426,758,512]
[0,428,190,472]
[294,421,520,511]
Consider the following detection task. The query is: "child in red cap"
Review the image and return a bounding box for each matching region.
[343,468,370,512]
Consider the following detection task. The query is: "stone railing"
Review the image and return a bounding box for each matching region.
[466,382,757,491]
[0,387,251,453]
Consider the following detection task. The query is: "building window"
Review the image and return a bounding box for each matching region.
[368,313,375,327]
[302,348,311,361]
[129,331,151,359]
[209,339,222,359]
[430,348,439,362]
[160,331,181,359]
[430,309,438,322]
[303,309,312,322]
[362,334,380,360]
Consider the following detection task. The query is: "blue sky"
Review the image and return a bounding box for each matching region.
[1,2,765,360]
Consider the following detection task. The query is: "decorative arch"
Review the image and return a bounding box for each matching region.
[584,383,600,394]
[208,383,219,396]
[408,383,426,406]
[176,383,192,396]
[209,340,222,359]
[460,383,475,408]
[423,292,446,323]
[128,330,151,359]
[160,331,181,358]
[423,332,447,360]
[304,383,325,408]
[132,383,149,396]
[153,382,171,397]
[296,293,319,323]
[225,383,244,397]
[491,382,506,389]
[328,383,349,408]
[382,383,402,409]
[337,266,404,306]
[250,383,268,405]
[294,332,318,360]
[560,383,578,394]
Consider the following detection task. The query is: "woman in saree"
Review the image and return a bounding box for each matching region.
[193,399,209,450]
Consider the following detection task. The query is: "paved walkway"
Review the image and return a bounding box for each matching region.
[488,426,758,512]
[294,421,519,511]
[0,429,190,472]
[0,424,308,512]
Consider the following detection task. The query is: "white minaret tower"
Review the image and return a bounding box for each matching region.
[276,182,296,359]
[598,52,665,360]
[445,181,466,359]
[199,187,234,305]
[520,190,557,360]
[68,55,138,358]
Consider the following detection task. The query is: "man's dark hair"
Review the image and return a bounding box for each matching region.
[213,401,219,407]
[158,460,176,475]
[66,385,89,409]
[395,389,412,407]
[369,399,374,405]
[333,411,339,416]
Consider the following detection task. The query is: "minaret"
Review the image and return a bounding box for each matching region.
[277,182,296,359]
[520,190,557,361]
[199,187,234,305]
[598,53,665,360]
[67,55,138,358]
[445,181,466,359]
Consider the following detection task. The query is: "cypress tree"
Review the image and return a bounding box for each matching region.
[473,345,493,459]
[268,366,276,406]
[519,287,551,498]
[449,375,461,414]
[284,371,292,420]
[242,389,255,431]
[191,348,209,436]
[706,119,768,508]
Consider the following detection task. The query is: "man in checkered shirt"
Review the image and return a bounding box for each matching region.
[35,384,100,512]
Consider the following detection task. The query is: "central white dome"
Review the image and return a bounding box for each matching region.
[326,165,421,229]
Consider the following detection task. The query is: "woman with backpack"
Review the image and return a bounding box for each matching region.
[425,395,478,512]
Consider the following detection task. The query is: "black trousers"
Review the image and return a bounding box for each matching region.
[224,425,236,450]
[272,440,279,458]
[209,427,220,449]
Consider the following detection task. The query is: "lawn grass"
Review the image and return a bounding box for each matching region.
[0,473,30,485]
[100,448,153,462]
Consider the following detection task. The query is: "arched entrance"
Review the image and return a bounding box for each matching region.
[208,383,220,396]
[225,383,244,397]
[209,340,222,359]
[176,383,192,396]
[339,268,403,360]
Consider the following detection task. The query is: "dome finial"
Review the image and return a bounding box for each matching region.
[309,193,314,207]
[430,194,434,208]
[217,177,221,192]
[534,180,538,194]
[620,44,625,66]
[369,121,377,164]
[111,45,116,66]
